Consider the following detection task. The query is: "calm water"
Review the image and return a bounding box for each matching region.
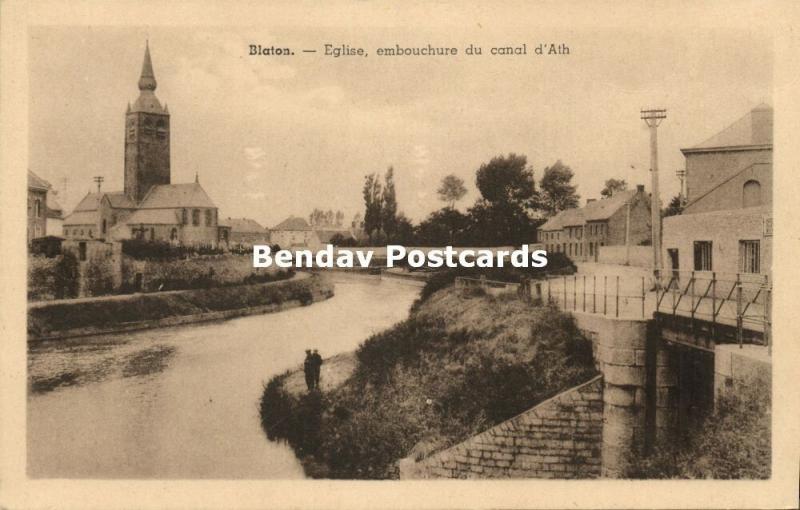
[27,274,420,479]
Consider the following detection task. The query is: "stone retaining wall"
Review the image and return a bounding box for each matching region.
[399,375,604,479]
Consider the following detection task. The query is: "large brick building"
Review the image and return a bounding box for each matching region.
[538,185,651,262]
[62,43,225,248]
[662,105,772,280]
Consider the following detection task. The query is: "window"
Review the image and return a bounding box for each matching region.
[102,219,107,234]
[739,240,760,274]
[205,209,212,226]
[192,209,200,226]
[742,180,761,208]
[34,199,42,217]
[78,242,87,261]
[170,228,178,241]
[693,241,713,271]
[156,119,167,140]
[182,209,188,225]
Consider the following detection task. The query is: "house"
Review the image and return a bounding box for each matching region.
[662,105,772,280]
[226,217,269,248]
[62,43,225,248]
[28,170,64,244]
[538,185,651,263]
[270,216,319,249]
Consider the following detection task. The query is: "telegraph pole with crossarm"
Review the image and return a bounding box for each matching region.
[641,109,666,289]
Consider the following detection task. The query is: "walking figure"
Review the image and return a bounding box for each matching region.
[311,349,323,389]
[303,349,314,391]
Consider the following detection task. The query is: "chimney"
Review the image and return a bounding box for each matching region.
[636,184,645,193]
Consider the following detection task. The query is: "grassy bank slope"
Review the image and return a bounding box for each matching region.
[260,284,597,479]
[28,273,332,339]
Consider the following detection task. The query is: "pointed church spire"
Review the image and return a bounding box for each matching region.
[138,40,157,92]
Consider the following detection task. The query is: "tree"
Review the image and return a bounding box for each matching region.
[539,160,580,216]
[475,153,536,208]
[663,194,684,217]
[362,173,383,243]
[382,167,398,242]
[437,174,467,209]
[601,178,627,198]
[415,208,469,246]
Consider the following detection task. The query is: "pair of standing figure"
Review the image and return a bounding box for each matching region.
[303,349,323,390]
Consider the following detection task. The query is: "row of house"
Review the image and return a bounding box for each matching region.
[538,185,652,263]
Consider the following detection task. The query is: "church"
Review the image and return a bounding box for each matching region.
[62,43,226,248]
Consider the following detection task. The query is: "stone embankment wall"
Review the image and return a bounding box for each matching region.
[399,376,604,479]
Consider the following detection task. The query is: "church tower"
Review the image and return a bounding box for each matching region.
[124,42,170,203]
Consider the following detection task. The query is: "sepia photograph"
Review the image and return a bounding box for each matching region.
[2,1,799,509]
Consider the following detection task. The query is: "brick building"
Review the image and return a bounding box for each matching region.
[538,185,651,262]
[662,105,772,280]
[62,43,225,248]
[28,170,64,244]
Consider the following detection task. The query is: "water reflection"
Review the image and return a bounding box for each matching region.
[27,274,420,479]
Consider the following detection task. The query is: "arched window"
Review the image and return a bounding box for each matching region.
[743,180,761,208]
[205,209,212,226]
[102,219,107,234]
[192,209,200,226]
[143,118,155,136]
[156,119,167,140]
[181,209,188,225]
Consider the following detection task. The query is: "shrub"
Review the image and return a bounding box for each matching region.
[629,375,771,479]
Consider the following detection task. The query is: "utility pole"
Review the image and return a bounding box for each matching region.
[676,167,687,206]
[93,176,104,193]
[641,109,666,289]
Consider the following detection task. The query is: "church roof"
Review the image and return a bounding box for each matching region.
[130,42,167,114]
[73,191,135,212]
[138,182,217,209]
[124,208,181,225]
[687,104,773,151]
[227,217,267,233]
[273,216,312,231]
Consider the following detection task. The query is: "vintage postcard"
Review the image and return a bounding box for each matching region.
[1,1,798,509]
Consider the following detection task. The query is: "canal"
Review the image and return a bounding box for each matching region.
[27,274,421,478]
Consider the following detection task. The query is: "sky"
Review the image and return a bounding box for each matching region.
[29,26,772,227]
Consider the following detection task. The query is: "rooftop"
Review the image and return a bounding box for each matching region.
[686,104,773,152]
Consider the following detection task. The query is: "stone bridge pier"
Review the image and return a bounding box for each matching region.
[573,312,677,477]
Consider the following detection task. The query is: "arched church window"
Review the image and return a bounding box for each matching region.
[743,180,761,208]
[143,118,155,136]
[102,219,107,234]
[205,209,212,226]
[192,209,200,226]
[182,209,188,224]
[156,119,167,140]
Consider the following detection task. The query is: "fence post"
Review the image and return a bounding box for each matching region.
[711,272,716,338]
[564,275,567,309]
[736,273,743,349]
[765,286,772,355]
[593,275,596,314]
[603,276,607,315]
[548,277,551,304]
[690,271,696,338]
[641,276,645,319]
[573,275,577,311]
[583,275,586,313]
[615,275,620,318]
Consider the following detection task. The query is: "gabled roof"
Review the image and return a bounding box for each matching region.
[583,189,638,221]
[124,208,181,225]
[273,216,311,231]
[73,192,102,212]
[63,210,98,225]
[687,104,773,151]
[538,189,644,230]
[227,217,266,233]
[28,170,52,191]
[73,191,135,212]
[138,183,216,209]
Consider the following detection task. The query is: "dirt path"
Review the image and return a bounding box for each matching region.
[282,351,357,396]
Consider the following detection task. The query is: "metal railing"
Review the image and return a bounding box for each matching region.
[539,273,648,319]
[654,270,771,349]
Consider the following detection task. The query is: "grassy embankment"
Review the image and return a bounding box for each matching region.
[260,266,597,479]
[28,272,333,340]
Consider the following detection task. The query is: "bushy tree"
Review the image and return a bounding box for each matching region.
[475,153,537,209]
[663,195,684,217]
[539,160,580,216]
[415,208,469,246]
[601,178,627,198]
[437,174,467,209]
